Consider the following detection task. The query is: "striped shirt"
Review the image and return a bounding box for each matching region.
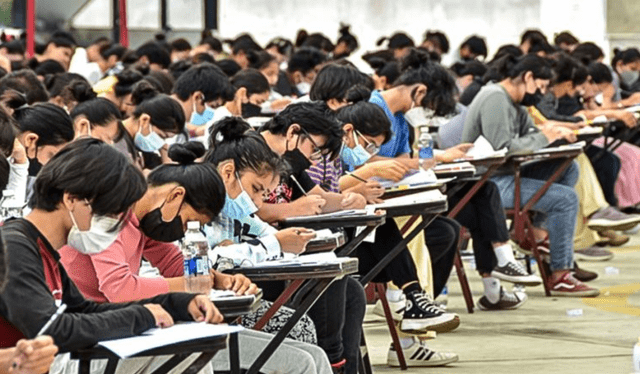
[306,155,344,193]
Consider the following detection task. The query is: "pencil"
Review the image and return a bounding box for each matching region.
[36,303,67,337]
[289,175,309,196]
[345,172,368,183]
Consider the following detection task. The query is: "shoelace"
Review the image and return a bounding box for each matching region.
[507,261,528,274]
[412,293,443,314]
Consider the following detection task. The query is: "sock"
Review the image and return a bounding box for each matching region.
[401,281,421,295]
[494,243,516,266]
[483,277,501,303]
[386,289,404,303]
[399,336,416,350]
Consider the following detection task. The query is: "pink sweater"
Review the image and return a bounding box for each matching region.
[59,214,184,303]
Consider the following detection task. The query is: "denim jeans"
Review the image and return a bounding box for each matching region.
[491,160,579,272]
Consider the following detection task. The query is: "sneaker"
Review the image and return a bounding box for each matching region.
[400,291,460,334]
[372,297,405,322]
[387,341,459,367]
[477,286,528,311]
[574,246,614,262]
[491,261,542,286]
[587,207,640,231]
[572,262,598,282]
[548,272,600,297]
[598,230,630,246]
[623,223,640,235]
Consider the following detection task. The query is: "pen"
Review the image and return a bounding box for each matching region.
[345,172,368,183]
[290,175,309,196]
[37,303,67,337]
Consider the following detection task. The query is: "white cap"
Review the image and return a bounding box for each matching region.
[187,221,200,230]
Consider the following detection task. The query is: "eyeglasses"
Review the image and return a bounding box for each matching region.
[354,130,380,156]
[298,127,325,161]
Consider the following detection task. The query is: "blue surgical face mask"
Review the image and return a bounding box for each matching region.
[340,131,373,170]
[134,127,165,152]
[221,172,259,220]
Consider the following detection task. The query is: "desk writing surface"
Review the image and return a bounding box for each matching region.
[222,257,359,281]
[95,323,242,358]
[281,211,385,230]
[369,190,448,217]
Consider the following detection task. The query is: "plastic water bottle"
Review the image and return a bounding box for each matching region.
[0,190,23,221]
[181,221,212,294]
[418,128,434,170]
[633,337,640,372]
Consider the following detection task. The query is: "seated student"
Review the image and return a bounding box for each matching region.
[376,32,415,60]
[70,97,121,144]
[421,30,450,59]
[351,55,541,310]
[589,61,640,109]
[11,102,75,205]
[202,68,271,145]
[275,47,327,98]
[0,139,221,374]
[534,56,640,229]
[170,63,235,137]
[59,141,330,374]
[458,35,487,62]
[366,58,401,91]
[0,70,49,105]
[256,102,366,374]
[362,50,466,304]
[611,48,640,98]
[122,82,184,169]
[0,231,58,374]
[248,50,292,112]
[333,24,359,59]
[329,101,460,367]
[460,53,599,297]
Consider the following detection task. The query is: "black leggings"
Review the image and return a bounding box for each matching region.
[423,216,460,297]
[448,181,510,275]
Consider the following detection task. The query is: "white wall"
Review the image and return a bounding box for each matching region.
[218,0,609,65]
[72,0,609,61]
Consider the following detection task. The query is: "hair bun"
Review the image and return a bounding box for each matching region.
[339,23,351,36]
[68,80,97,103]
[168,142,205,165]
[400,48,429,71]
[345,84,371,103]
[210,117,252,147]
[130,80,159,105]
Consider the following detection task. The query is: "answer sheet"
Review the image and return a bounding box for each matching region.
[98,323,243,358]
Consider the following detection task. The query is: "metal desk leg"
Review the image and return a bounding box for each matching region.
[246,278,335,374]
[229,332,240,374]
[376,283,406,370]
[252,279,304,331]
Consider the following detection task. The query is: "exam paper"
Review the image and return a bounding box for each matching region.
[98,323,243,358]
[466,136,508,159]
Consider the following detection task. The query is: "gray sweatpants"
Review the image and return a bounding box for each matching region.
[50,329,331,374]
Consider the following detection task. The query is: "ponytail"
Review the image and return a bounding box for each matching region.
[206,117,287,178]
[148,141,225,219]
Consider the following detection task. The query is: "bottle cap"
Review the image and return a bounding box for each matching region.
[187,221,200,230]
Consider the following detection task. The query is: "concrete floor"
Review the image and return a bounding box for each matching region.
[363,234,640,374]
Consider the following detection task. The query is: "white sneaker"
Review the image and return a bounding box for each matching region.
[387,341,459,367]
[372,295,405,322]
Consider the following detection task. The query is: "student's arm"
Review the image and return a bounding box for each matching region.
[308,185,366,212]
[574,108,637,128]
[87,235,174,302]
[256,195,326,223]
[0,237,160,353]
[478,93,549,151]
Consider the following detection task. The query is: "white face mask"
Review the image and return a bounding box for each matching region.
[296,81,311,95]
[68,210,123,255]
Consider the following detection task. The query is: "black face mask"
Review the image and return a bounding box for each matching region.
[28,157,42,177]
[283,148,312,174]
[241,103,262,118]
[521,88,543,107]
[139,204,184,242]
